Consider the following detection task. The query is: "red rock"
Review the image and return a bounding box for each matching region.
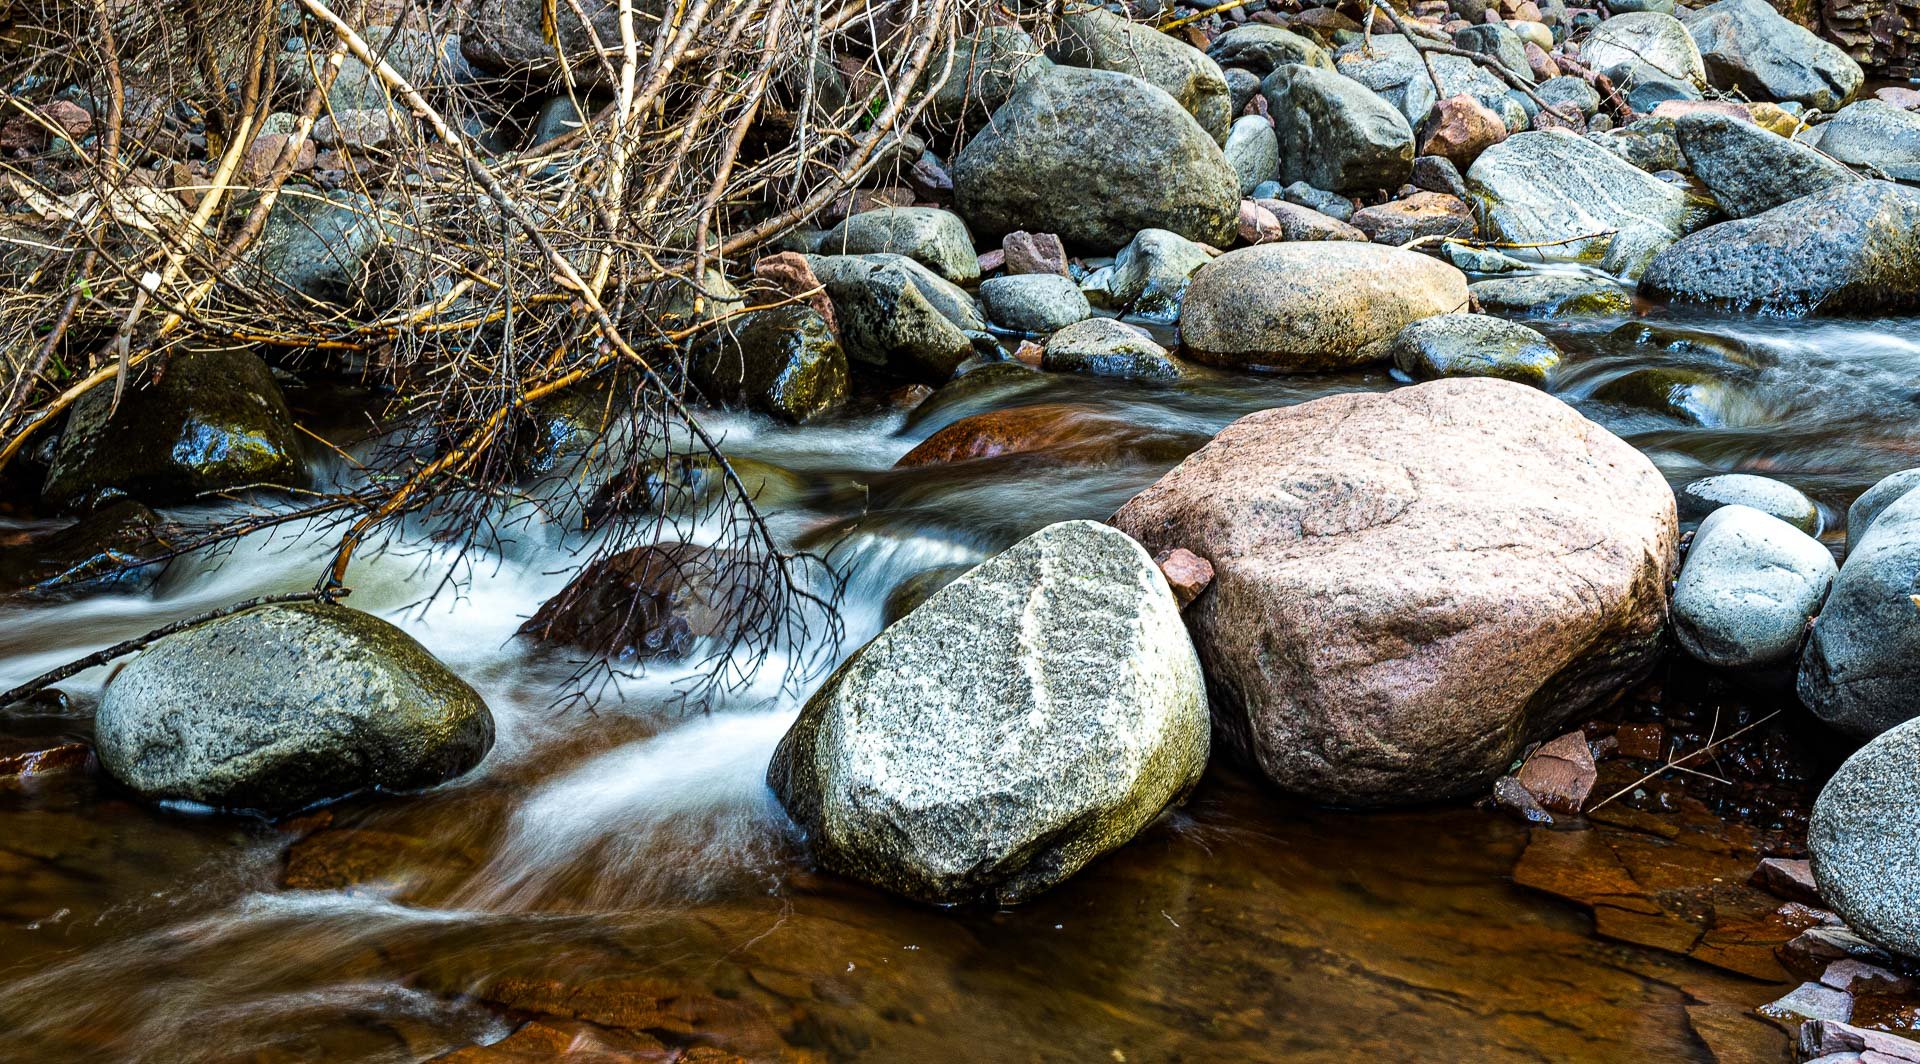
[1525,42,1561,80]
[1821,958,1915,995]
[40,101,92,141]
[1875,87,1920,111]
[894,403,1195,469]
[0,741,92,781]
[1012,340,1044,367]
[1257,199,1368,242]
[518,542,750,662]
[1002,230,1069,276]
[1238,199,1285,244]
[1350,191,1476,245]
[240,133,316,182]
[1516,731,1597,813]
[753,252,837,337]
[1153,547,1215,608]
[976,248,1006,273]
[1749,856,1821,905]
[1652,100,1752,123]
[1800,1019,1920,1061]
[1616,722,1665,760]
[1418,94,1509,169]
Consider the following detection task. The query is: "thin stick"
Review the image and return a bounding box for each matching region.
[1585,710,1781,813]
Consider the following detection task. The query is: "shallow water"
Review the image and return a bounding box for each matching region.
[2,274,1912,1061]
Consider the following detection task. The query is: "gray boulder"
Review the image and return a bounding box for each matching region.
[820,207,980,285]
[1225,67,1262,117]
[953,66,1240,251]
[95,602,495,813]
[1537,75,1603,116]
[807,254,984,382]
[1258,199,1369,241]
[1466,130,1710,276]
[1589,116,1684,173]
[1053,8,1233,141]
[1580,13,1706,85]
[1262,64,1415,194]
[1813,101,1920,182]
[1109,228,1213,323]
[1224,114,1280,195]
[1334,34,1511,129]
[979,273,1092,334]
[1180,242,1468,370]
[1206,24,1335,77]
[1042,318,1183,382]
[688,306,849,423]
[1848,469,1920,553]
[1388,313,1560,387]
[924,25,1050,129]
[1800,489,1920,736]
[1677,472,1821,534]
[1676,111,1860,218]
[287,26,450,111]
[1683,0,1864,111]
[1283,181,1356,221]
[767,520,1209,904]
[1810,716,1920,958]
[1640,181,1920,315]
[1452,24,1533,84]
[1469,274,1633,317]
[463,0,657,79]
[1673,504,1835,668]
[247,190,392,307]
[43,347,304,511]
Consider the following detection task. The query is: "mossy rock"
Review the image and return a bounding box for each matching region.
[689,306,850,424]
[41,347,305,511]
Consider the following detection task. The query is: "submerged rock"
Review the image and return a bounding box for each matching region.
[42,347,305,511]
[1811,716,1920,959]
[688,306,849,423]
[95,602,494,814]
[952,66,1239,251]
[1179,242,1468,371]
[518,542,749,662]
[1672,504,1835,669]
[767,520,1208,904]
[894,402,1199,468]
[1111,378,1675,806]
[1388,313,1560,387]
[1799,489,1920,737]
[0,501,167,601]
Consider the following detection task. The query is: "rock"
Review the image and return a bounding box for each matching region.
[246,190,391,307]
[923,25,1049,129]
[292,26,448,110]
[1640,181,1920,316]
[1350,191,1476,245]
[1224,114,1280,195]
[312,108,398,150]
[1580,12,1707,85]
[1205,24,1335,77]
[1674,111,1860,218]
[1224,67,1262,118]
[767,520,1209,904]
[894,402,1198,468]
[1537,75,1602,116]
[1388,312,1560,386]
[1800,488,1920,736]
[1453,23,1534,83]
[1258,198,1370,241]
[1053,8,1233,141]
[1606,67,1702,115]
[1676,473,1821,533]
[1682,0,1863,111]
[1847,469,1920,553]
[1672,504,1835,668]
[0,501,166,601]
[583,454,807,525]
[1110,378,1675,805]
[463,0,657,79]
[953,67,1240,250]
[1469,274,1633,316]
[1001,230,1070,276]
[1467,130,1710,275]
[95,602,494,814]
[806,253,984,382]
[1418,94,1510,169]
[687,306,849,423]
[1042,319,1183,382]
[1282,180,1356,221]
[1411,154,1471,199]
[1799,1021,1920,1061]
[1492,774,1557,823]
[42,347,304,511]
[753,252,837,333]
[978,273,1091,335]
[881,565,972,625]
[1812,101,1920,182]
[1153,547,1214,608]
[1516,731,1597,812]
[1750,857,1823,905]
[1108,228,1212,323]
[1179,242,1465,371]
[820,208,980,285]
[1262,64,1415,194]
[1334,34,1512,129]
[1588,116,1684,172]
[1811,715,1920,958]
[519,542,749,662]
[1756,982,1854,1024]
[1239,199,1285,244]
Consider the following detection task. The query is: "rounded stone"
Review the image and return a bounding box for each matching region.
[1847,468,1920,554]
[1811,717,1920,959]
[1388,313,1561,387]
[1676,473,1820,534]
[1672,504,1835,668]
[979,273,1092,335]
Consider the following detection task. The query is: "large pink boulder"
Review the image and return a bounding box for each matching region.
[1111,378,1675,806]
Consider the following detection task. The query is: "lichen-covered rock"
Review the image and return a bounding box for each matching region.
[1683,0,1864,111]
[1108,228,1212,323]
[1111,378,1675,806]
[1042,318,1183,382]
[1674,110,1860,218]
[767,520,1208,904]
[1672,504,1835,668]
[1388,313,1560,386]
[1262,64,1415,194]
[1179,242,1468,370]
[1811,101,1920,181]
[42,347,304,511]
[1639,181,1920,315]
[1811,717,1920,959]
[820,207,980,285]
[95,602,494,813]
[1469,274,1633,317]
[953,67,1240,250]
[688,306,849,423]
[922,25,1050,129]
[1800,488,1920,737]
[806,253,984,382]
[1053,8,1232,141]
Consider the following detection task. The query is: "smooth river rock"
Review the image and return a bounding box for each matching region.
[1811,716,1920,959]
[1847,468,1920,553]
[1178,242,1467,371]
[820,207,980,285]
[1580,13,1707,86]
[953,66,1240,251]
[1676,472,1821,534]
[1800,488,1920,737]
[767,520,1209,904]
[96,602,495,813]
[1811,101,1920,182]
[1672,504,1835,669]
[1388,313,1560,387]
[1674,110,1859,219]
[806,253,983,382]
[1111,378,1676,806]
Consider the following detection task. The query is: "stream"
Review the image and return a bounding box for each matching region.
[3,271,1918,1062]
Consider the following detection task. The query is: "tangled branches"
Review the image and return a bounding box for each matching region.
[0,0,992,701]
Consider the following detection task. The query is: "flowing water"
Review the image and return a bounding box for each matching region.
[2,270,1916,1062]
